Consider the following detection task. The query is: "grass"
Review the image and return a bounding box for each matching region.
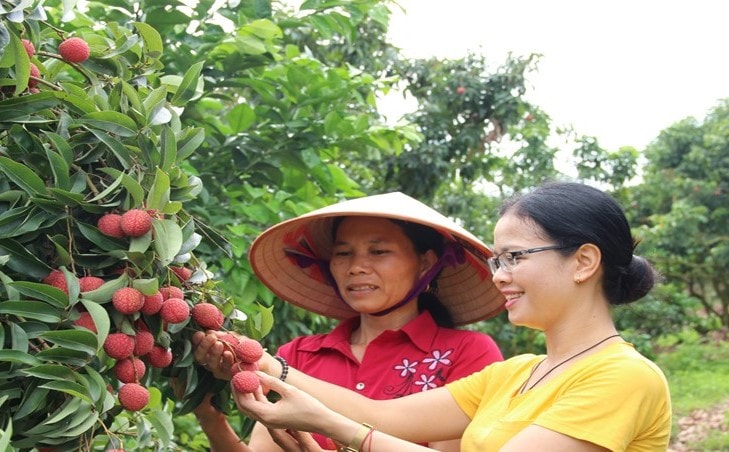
[655,331,729,449]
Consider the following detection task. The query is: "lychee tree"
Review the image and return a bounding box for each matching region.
[0,1,269,450]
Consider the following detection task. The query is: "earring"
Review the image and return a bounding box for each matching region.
[575,275,582,284]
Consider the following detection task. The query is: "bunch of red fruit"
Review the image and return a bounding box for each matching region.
[215,334,264,394]
[40,208,229,412]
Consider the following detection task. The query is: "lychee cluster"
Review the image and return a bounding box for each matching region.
[97,209,153,239]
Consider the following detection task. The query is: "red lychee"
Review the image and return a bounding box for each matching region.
[42,269,67,294]
[219,333,240,347]
[232,370,260,393]
[114,357,146,383]
[103,333,135,360]
[159,298,190,324]
[147,345,173,368]
[97,213,125,238]
[133,330,155,356]
[28,63,40,89]
[22,39,35,58]
[234,338,263,364]
[79,276,104,292]
[58,37,90,63]
[140,291,163,315]
[112,287,145,315]
[159,285,184,300]
[118,383,149,411]
[191,303,225,330]
[120,209,152,237]
[170,266,192,282]
[456,86,466,95]
[73,311,97,333]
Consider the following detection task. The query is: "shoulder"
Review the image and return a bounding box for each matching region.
[276,332,332,356]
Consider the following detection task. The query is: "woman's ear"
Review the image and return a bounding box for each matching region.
[420,249,438,276]
[573,243,601,283]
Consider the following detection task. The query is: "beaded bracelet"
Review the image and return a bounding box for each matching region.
[273,355,289,382]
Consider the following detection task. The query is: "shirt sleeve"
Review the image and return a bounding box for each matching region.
[446,332,504,381]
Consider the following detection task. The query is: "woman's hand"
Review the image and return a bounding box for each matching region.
[192,331,278,380]
[233,372,334,433]
[268,429,336,452]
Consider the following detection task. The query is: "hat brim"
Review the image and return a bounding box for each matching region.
[249,192,505,326]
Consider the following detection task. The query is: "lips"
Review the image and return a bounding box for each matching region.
[503,292,522,309]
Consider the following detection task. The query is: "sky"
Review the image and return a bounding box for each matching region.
[383,0,729,151]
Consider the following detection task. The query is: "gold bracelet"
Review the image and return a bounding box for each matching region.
[341,423,374,452]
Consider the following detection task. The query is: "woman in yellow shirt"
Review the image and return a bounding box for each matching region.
[198,181,672,451]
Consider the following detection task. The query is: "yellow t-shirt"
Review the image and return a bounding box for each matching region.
[446,342,671,451]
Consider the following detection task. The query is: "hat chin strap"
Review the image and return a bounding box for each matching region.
[285,242,465,317]
[371,242,465,317]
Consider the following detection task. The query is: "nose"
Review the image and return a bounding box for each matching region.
[490,265,510,284]
[346,252,371,274]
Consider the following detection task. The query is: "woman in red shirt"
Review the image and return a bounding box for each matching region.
[193,192,504,451]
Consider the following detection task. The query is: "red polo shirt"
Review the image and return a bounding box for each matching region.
[277,311,503,447]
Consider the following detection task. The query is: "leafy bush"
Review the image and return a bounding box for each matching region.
[0,1,268,449]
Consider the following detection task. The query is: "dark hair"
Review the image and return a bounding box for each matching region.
[331,217,455,327]
[499,182,656,305]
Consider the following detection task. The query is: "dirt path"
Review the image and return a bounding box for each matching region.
[668,399,729,451]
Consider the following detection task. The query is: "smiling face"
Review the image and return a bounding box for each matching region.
[329,216,435,315]
[491,212,575,330]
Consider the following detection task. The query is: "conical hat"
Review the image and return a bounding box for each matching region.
[249,192,505,326]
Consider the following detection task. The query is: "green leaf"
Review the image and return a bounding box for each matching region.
[79,111,138,137]
[0,350,42,366]
[0,301,62,323]
[34,348,91,366]
[170,61,204,107]
[0,91,61,122]
[14,386,49,420]
[176,127,205,161]
[39,330,97,356]
[80,274,128,304]
[133,21,163,56]
[147,167,171,211]
[0,238,50,278]
[0,157,47,195]
[22,364,77,381]
[228,103,256,133]
[37,380,92,404]
[90,129,133,168]
[152,219,183,266]
[79,299,111,349]
[42,131,74,167]
[99,167,144,206]
[146,408,173,446]
[45,148,71,191]
[0,418,11,452]
[6,282,68,308]
[159,126,177,171]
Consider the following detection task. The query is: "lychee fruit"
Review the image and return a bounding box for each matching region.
[232,370,260,393]
[147,345,173,368]
[58,37,90,63]
[42,269,67,294]
[191,303,225,330]
[114,357,146,383]
[140,291,163,315]
[73,311,97,333]
[234,338,263,363]
[97,213,125,238]
[231,361,259,375]
[120,209,152,237]
[219,333,240,347]
[112,287,145,315]
[118,383,149,411]
[79,276,105,292]
[456,86,466,95]
[159,298,190,324]
[133,330,155,356]
[22,39,35,58]
[170,266,192,282]
[28,63,40,89]
[103,333,134,360]
[159,285,184,300]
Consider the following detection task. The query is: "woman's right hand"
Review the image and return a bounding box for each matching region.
[192,331,278,380]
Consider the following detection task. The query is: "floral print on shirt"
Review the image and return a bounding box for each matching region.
[385,348,454,397]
